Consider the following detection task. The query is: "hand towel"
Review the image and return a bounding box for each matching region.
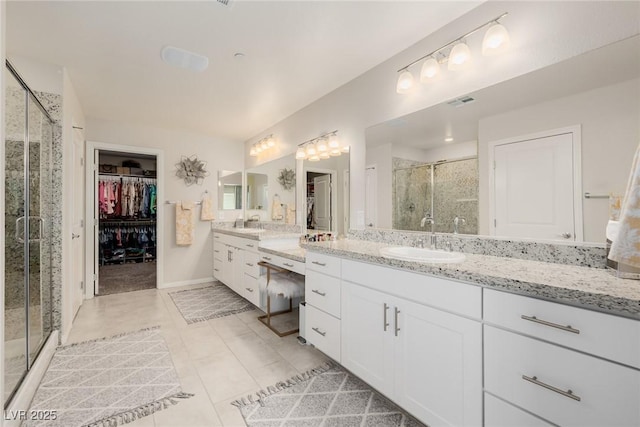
[176,201,195,246]
[609,193,622,221]
[609,143,640,268]
[200,197,215,221]
[272,197,284,221]
[606,220,620,242]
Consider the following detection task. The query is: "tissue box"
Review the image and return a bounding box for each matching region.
[606,239,640,280]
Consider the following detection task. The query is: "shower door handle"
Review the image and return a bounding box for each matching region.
[15,216,44,243]
[15,216,25,243]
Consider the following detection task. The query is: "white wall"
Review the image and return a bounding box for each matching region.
[61,69,85,342]
[244,1,640,231]
[86,118,243,286]
[6,55,62,94]
[478,77,640,243]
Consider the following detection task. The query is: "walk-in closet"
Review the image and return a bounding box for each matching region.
[96,151,157,296]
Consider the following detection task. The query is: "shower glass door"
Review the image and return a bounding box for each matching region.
[4,64,54,406]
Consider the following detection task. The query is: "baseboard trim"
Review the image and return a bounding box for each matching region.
[158,277,214,289]
[4,330,58,427]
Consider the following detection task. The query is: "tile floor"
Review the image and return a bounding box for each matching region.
[65,283,329,427]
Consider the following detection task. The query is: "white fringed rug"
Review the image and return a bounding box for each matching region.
[168,283,255,324]
[24,327,192,427]
[232,362,425,427]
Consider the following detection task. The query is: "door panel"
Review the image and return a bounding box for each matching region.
[313,174,331,230]
[494,133,575,241]
[71,128,84,317]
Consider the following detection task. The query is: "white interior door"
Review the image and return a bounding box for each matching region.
[71,128,85,316]
[313,174,331,231]
[365,166,377,228]
[493,132,578,241]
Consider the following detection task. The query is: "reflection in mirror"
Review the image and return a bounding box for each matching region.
[218,170,242,210]
[245,155,296,224]
[246,173,268,210]
[366,35,640,243]
[304,151,350,235]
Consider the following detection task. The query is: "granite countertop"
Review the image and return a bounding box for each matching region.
[301,239,640,320]
[212,227,305,262]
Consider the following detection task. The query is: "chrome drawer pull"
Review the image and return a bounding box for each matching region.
[522,375,581,402]
[245,288,254,293]
[263,256,272,261]
[246,263,254,267]
[312,327,326,337]
[383,303,390,331]
[521,315,580,334]
[283,262,294,267]
[246,244,254,248]
[394,307,401,337]
[312,261,327,266]
[312,289,326,297]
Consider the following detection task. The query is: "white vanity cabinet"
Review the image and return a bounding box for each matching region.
[341,258,483,427]
[212,232,261,306]
[483,289,640,427]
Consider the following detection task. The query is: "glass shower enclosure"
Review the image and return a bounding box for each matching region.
[4,62,54,406]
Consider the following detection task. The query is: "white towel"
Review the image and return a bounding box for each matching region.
[259,271,305,299]
[200,197,215,221]
[609,143,640,268]
[176,201,195,246]
[606,220,620,243]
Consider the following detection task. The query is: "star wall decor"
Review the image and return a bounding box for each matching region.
[277,168,296,191]
[175,155,210,186]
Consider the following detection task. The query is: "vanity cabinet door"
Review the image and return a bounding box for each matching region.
[394,297,482,427]
[341,281,395,397]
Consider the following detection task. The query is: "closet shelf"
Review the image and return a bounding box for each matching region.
[99,219,157,226]
[98,172,157,179]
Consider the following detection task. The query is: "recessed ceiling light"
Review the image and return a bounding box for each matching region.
[444,137,454,142]
[161,46,209,72]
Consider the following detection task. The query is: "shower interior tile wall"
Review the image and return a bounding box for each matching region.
[392,157,478,234]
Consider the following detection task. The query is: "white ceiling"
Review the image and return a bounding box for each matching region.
[365,34,640,150]
[6,1,481,142]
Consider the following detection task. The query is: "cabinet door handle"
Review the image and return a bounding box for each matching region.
[263,256,272,261]
[521,315,580,334]
[283,262,294,267]
[312,327,326,337]
[245,263,254,267]
[383,303,390,331]
[394,307,401,337]
[245,287,254,293]
[246,244,254,248]
[522,375,581,401]
[312,289,326,297]
[311,261,326,266]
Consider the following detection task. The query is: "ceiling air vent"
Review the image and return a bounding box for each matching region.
[447,96,476,108]
[215,0,234,8]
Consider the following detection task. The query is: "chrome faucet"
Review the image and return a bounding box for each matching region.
[415,238,426,248]
[420,213,437,249]
[420,212,434,229]
[453,216,466,234]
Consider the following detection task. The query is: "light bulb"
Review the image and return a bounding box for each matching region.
[319,152,330,160]
[330,148,341,157]
[316,138,328,152]
[261,140,268,150]
[328,133,340,149]
[249,146,257,156]
[255,144,262,153]
[308,154,320,162]
[482,23,510,56]
[341,145,350,153]
[448,41,471,71]
[295,147,306,159]
[306,142,317,156]
[420,57,440,82]
[396,70,414,94]
[267,136,275,147]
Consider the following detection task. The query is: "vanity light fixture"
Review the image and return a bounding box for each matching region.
[249,134,277,157]
[444,136,454,142]
[297,130,348,160]
[396,12,509,94]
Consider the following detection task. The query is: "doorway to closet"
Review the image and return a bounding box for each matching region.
[93,150,158,296]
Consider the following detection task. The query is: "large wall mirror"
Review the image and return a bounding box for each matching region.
[365,35,640,244]
[245,155,296,224]
[303,151,350,236]
[218,170,243,210]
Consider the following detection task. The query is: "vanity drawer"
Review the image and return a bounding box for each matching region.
[305,271,341,318]
[305,305,341,361]
[306,252,341,278]
[243,252,261,278]
[242,274,261,307]
[484,289,640,368]
[240,239,259,253]
[484,326,640,427]
[260,253,305,275]
[484,393,552,427]
[213,243,225,261]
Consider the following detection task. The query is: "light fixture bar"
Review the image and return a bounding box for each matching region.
[298,130,338,147]
[397,12,508,73]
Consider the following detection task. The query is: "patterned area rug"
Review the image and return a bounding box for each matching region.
[168,283,255,324]
[24,327,192,427]
[232,363,425,427]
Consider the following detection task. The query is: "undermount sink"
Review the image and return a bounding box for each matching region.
[233,228,266,234]
[379,246,465,264]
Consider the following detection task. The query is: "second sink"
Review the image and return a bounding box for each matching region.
[379,246,465,264]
